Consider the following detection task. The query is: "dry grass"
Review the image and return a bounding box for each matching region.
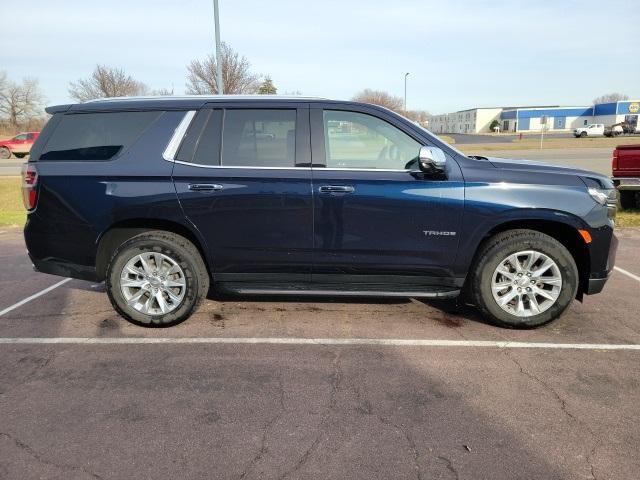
[437,135,455,145]
[0,176,26,227]
[617,210,640,227]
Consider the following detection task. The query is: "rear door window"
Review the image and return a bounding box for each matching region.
[40,111,161,161]
[221,109,296,167]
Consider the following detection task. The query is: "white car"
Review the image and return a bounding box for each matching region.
[574,124,605,137]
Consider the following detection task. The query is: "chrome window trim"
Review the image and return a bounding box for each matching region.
[320,167,411,173]
[170,159,410,173]
[172,159,311,170]
[162,110,196,161]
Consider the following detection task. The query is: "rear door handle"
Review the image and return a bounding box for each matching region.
[319,185,355,194]
[188,183,224,192]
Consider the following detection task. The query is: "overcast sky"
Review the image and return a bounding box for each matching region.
[2,0,638,114]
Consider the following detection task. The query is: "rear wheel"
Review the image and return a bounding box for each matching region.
[471,229,578,328]
[14,153,26,159]
[106,231,209,327]
[0,147,10,159]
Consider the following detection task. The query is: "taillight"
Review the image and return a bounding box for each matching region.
[612,149,619,172]
[21,163,38,211]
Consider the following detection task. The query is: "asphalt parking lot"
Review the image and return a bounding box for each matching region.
[1,227,639,479]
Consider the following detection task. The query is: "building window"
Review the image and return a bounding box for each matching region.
[584,120,588,126]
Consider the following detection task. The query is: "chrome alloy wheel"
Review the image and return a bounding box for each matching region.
[120,252,186,315]
[491,250,562,318]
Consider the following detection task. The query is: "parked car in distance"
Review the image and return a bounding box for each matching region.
[23,96,618,329]
[604,122,636,137]
[0,132,40,159]
[612,144,640,209]
[574,124,605,138]
[604,125,624,137]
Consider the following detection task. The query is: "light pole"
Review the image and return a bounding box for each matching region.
[213,0,224,95]
[404,72,410,111]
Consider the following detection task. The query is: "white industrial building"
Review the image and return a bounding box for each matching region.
[428,100,639,134]
[428,107,502,134]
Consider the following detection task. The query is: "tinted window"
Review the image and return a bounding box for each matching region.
[14,134,28,140]
[222,109,296,167]
[323,110,421,169]
[191,110,223,166]
[40,111,161,161]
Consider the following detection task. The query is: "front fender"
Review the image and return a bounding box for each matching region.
[454,182,594,274]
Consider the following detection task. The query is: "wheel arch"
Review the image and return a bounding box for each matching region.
[469,218,590,299]
[95,218,210,281]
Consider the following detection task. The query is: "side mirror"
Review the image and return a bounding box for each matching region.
[417,146,447,174]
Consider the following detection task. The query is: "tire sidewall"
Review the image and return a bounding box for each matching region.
[475,234,578,328]
[106,237,200,327]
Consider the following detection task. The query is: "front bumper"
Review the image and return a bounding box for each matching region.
[584,231,618,295]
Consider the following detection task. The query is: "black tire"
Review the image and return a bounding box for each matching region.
[580,131,587,138]
[470,229,578,328]
[14,153,26,159]
[619,190,639,210]
[106,230,209,327]
[0,147,10,159]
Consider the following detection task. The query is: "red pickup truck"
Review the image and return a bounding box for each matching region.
[0,132,40,159]
[612,144,640,209]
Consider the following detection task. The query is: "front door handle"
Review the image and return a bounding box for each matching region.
[188,183,224,192]
[319,185,355,194]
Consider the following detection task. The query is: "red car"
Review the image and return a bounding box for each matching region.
[0,131,40,159]
[612,144,640,209]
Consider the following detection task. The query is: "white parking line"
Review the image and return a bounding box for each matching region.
[0,278,72,317]
[614,266,640,283]
[0,337,639,350]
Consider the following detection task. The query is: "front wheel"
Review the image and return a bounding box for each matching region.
[471,229,578,328]
[580,131,587,138]
[0,147,10,159]
[106,231,209,327]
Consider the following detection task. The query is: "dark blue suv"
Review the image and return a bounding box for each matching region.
[22,96,618,328]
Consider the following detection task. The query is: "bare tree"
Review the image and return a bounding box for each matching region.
[352,89,403,112]
[69,65,148,102]
[0,73,44,130]
[186,42,261,94]
[402,110,431,125]
[150,87,174,96]
[593,93,629,104]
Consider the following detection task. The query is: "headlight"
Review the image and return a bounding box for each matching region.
[588,188,617,220]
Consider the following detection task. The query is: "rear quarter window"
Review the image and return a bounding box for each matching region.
[39,111,162,161]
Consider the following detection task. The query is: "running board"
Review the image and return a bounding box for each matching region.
[218,283,460,299]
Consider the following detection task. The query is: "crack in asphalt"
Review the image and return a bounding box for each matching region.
[436,455,460,480]
[0,432,104,480]
[505,352,601,480]
[277,348,342,480]
[377,415,424,480]
[238,376,287,480]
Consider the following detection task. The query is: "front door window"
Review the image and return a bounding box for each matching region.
[323,110,421,170]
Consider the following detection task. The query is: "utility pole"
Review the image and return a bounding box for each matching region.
[213,0,224,95]
[404,72,410,111]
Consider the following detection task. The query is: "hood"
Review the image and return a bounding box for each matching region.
[485,156,614,189]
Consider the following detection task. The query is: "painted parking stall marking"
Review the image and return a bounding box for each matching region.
[0,337,639,350]
[614,266,640,283]
[0,278,72,317]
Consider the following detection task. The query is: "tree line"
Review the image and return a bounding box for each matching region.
[0,41,630,133]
